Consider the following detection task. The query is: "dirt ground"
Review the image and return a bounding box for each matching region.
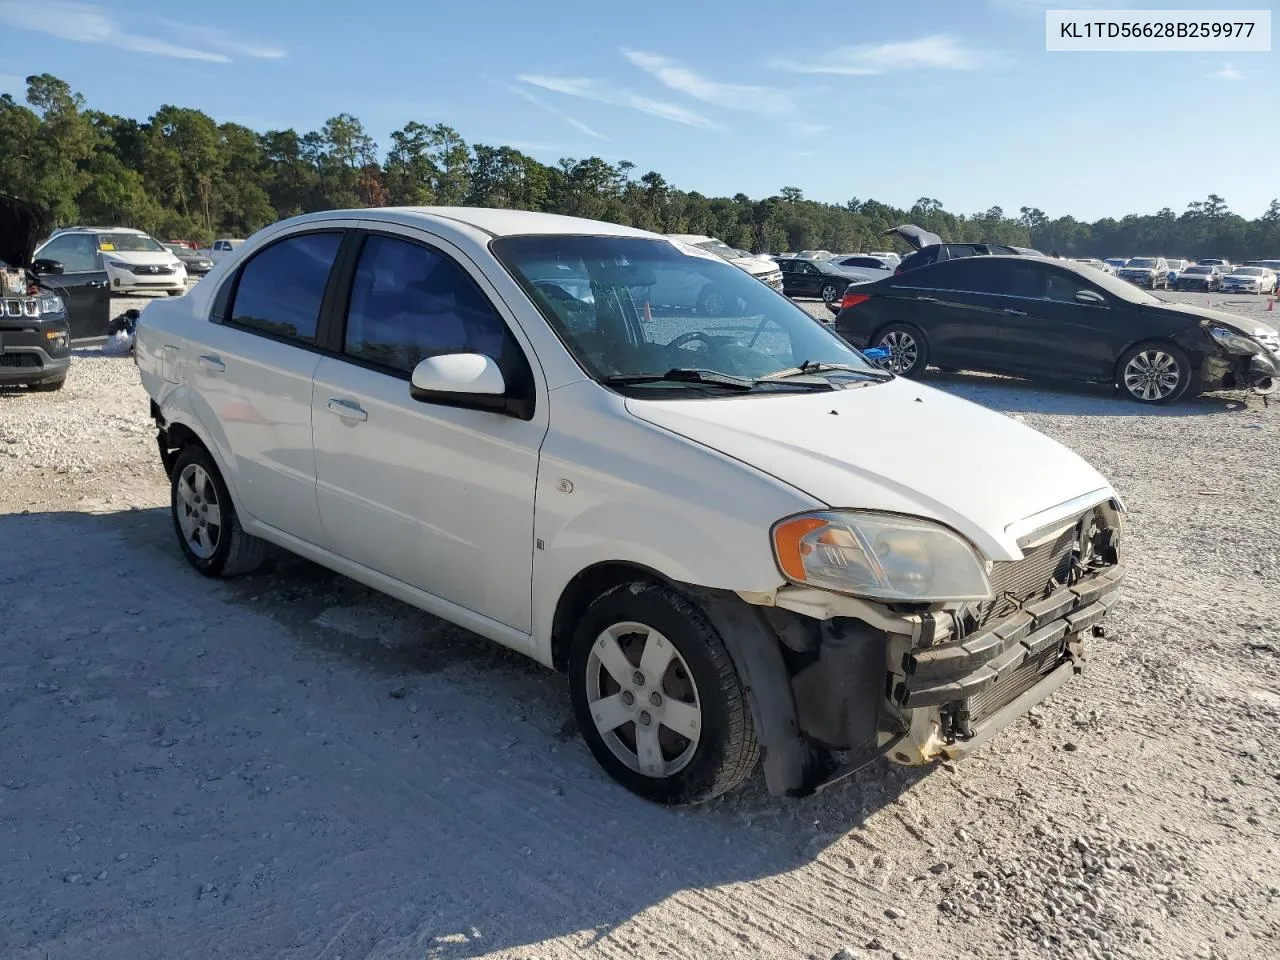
[1,286,1278,960]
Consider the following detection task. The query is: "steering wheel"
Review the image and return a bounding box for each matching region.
[668,331,717,351]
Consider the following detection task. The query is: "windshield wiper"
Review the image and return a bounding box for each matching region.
[603,368,757,390]
[758,360,894,382]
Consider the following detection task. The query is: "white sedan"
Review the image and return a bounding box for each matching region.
[133,206,1126,804]
[1220,266,1277,294]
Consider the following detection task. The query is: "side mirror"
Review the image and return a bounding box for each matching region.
[1075,289,1105,306]
[31,258,64,276]
[410,353,531,419]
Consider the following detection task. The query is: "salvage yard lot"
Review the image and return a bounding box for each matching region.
[0,290,1277,960]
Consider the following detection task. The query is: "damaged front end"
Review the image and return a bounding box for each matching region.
[734,497,1125,796]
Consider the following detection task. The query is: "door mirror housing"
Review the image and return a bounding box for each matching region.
[1075,289,1105,306]
[410,353,532,418]
[31,258,64,276]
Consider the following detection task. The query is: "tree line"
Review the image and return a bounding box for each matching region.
[3,73,1278,261]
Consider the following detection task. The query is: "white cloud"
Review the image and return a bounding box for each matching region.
[1208,62,1243,80]
[772,35,996,75]
[788,121,828,136]
[155,21,286,59]
[0,2,280,62]
[621,49,793,118]
[504,83,608,140]
[516,74,723,130]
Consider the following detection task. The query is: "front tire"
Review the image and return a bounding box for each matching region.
[872,323,929,377]
[170,445,266,577]
[820,282,840,305]
[1117,342,1192,404]
[567,583,758,805]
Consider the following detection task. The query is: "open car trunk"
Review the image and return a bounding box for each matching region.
[882,224,942,251]
[0,195,48,269]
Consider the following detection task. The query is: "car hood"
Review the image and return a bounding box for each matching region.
[625,378,1114,562]
[1151,301,1280,337]
[882,224,942,251]
[733,256,780,276]
[103,250,182,266]
[0,195,49,268]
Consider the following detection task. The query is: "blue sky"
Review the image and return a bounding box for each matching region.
[0,0,1275,221]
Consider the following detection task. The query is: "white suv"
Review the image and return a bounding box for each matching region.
[135,207,1126,804]
[37,227,187,296]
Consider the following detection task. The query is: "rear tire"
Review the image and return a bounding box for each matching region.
[170,445,266,577]
[567,582,758,805]
[1117,342,1192,404]
[820,282,840,305]
[872,323,929,378]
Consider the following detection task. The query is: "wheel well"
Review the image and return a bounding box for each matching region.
[550,561,673,672]
[156,418,206,479]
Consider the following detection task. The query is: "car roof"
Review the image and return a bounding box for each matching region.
[54,225,147,234]
[280,207,660,240]
[667,233,714,244]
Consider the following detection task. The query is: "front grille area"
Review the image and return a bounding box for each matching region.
[0,353,41,368]
[3,298,38,318]
[968,644,1064,723]
[976,524,1077,625]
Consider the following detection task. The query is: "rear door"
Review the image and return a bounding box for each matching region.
[886,258,1009,369]
[32,234,110,341]
[196,228,348,546]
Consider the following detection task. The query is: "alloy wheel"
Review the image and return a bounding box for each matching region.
[175,462,222,559]
[877,330,920,374]
[585,621,702,778]
[821,284,838,304]
[1123,349,1182,401]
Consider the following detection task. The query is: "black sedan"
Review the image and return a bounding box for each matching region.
[829,254,1280,403]
[165,243,214,276]
[775,257,879,306]
[1174,264,1224,291]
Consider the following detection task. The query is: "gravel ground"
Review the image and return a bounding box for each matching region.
[1,287,1278,960]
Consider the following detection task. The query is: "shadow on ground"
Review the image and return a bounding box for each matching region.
[1,507,932,960]
[918,369,1264,418]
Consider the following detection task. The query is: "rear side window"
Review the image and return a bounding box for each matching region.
[940,244,983,261]
[228,232,342,344]
[342,234,520,377]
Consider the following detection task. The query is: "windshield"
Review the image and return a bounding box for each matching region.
[492,234,877,393]
[1185,266,1212,274]
[1126,258,1158,268]
[1233,267,1265,276]
[164,244,190,256]
[1083,266,1163,304]
[693,239,741,261]
[98,232,165,253]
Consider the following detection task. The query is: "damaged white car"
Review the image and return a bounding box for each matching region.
[135,207,1126,804]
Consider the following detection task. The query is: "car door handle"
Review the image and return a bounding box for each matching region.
[326,398,368,422]
[197,354,225,373]
[88,280,109,289]
[1002,308,1027,316]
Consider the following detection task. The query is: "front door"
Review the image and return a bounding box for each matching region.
[310,228,547,633]
[31,234,110,340]
[991,262,1118,380]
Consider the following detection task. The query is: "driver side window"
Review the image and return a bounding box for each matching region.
[1044,269,1091,303]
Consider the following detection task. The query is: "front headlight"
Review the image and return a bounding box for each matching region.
[105,259,130,271]
[771,510,992,602]
[1207,325,1262,355]
[37,292,65,316]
